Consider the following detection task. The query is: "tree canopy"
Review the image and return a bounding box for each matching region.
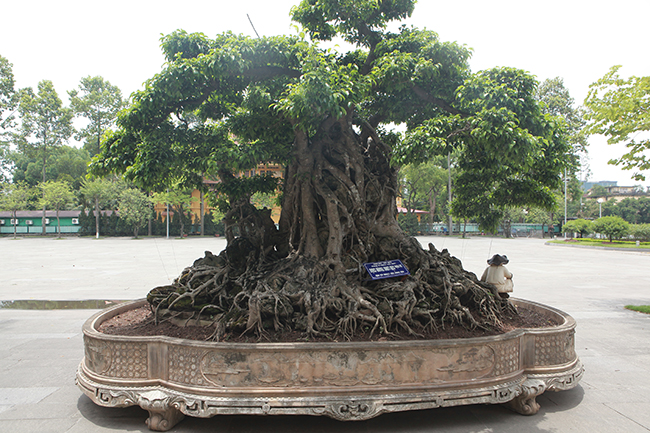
[584,65,650,181]
[0,55,17,182]
[91,0,567,340]
[17,80,73,184]
[69,76,125,156]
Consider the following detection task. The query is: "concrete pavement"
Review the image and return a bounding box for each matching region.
[1,235,649,432]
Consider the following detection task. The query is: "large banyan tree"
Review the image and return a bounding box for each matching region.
[92,0,570,340]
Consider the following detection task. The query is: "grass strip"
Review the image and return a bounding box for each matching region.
[625,305,650,314]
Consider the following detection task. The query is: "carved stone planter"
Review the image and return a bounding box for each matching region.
[76,298,583,431]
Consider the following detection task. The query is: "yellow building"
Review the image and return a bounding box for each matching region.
[153,163,284,224]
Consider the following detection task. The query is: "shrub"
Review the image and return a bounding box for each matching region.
[592,216,629,242]
[562,218,593,238]
[630,224,650,242]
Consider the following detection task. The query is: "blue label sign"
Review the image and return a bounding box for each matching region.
[363,260,410,280]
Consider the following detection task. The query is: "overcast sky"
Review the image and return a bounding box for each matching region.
[2,0,648,186]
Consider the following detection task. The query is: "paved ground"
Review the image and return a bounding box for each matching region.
[1,235,649,432]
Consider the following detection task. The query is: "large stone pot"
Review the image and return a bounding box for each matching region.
[76,298,583,431]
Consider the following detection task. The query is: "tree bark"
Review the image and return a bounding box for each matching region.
[148,116,513,340]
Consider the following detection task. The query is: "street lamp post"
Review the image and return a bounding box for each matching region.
[597,197,605,219]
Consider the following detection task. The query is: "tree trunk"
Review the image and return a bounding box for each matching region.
[200,191,205,236]
[148,116,513,340]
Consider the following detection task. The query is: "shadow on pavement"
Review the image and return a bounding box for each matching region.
[77,389,581,433]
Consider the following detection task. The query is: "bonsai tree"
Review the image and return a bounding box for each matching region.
[592,216,629,242]
[562,218,593,238]
[91,0,570,340]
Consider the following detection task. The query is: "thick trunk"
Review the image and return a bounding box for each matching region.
[147,116,513,340]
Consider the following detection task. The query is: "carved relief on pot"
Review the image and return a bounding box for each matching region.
[84,336,112,374]
[86,339,148,379]
[197,345,497,388]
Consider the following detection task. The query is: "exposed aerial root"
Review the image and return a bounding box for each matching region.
[147,239,515,341]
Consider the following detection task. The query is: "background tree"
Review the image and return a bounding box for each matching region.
[90,0,566,339]
[588,184,610,200]
[79,177,119,238]
[118,188,152,238]
[151,188,197,238]
[0,181,35,238]
[401,68,573,234]
[69,76,124,156]
[562,218,593,238]
[525,207,554,238]
[537,77,588,158]
[584,66,650,181]
[17,80,73,234]
[630,224,650,242]
[592,215,630,242]
[39,180,75,237]
[9,145,89,188]
[400,161,448,224]
[0,55,17,182]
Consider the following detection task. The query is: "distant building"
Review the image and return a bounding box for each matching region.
[581,180,617,191]
[583,180,647,202]
[0,210,81,234]
[153,163,285,224]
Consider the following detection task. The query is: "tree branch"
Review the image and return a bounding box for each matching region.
[412,85,465,116]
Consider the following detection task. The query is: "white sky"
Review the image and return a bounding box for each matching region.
[1,0,648,187]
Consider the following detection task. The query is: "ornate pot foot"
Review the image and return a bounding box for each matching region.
[504,379,546,415]
[139,390,185,431]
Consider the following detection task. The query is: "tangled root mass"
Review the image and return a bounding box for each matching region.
[147,238,515,341]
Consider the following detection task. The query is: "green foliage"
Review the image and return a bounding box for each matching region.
[629,224,650,242]
[562,218,593,238]
[291,0,415,46]
[0,181,35,212]
[39,180,76,236]
[0,55,15,120]
[0,56,16,181]
[118,188,152,238]
[610,197,650,224]
[537,77,588,155]
[9,145,90,188]
[68,76,124,156]
[400,161,447,223]
[91,1,571,249]
[79,177,123,237]
[592,215,630,242]
[397,212,419,236]
[151,188,197,237]
[39,180,75,211]
[16,80,74,183]
[400,67,572,233]
[0,181,36,237]
[584,65,650,181]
